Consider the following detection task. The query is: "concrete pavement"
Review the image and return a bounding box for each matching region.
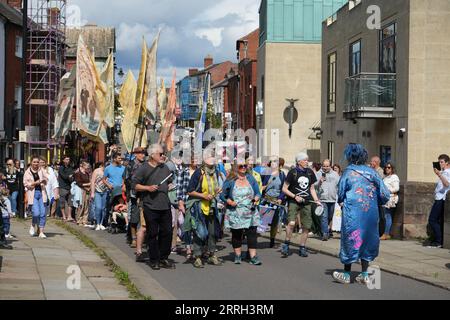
[263,230,450,290]
[73,223,450,300]
[0,219,131,300]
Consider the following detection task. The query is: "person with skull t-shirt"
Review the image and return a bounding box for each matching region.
[281,153,322,258]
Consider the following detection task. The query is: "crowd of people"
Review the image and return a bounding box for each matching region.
[0,144,448,285]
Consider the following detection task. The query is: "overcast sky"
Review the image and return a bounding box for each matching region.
[69,0,260,84]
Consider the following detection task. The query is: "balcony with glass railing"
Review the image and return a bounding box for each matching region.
[344,73,396,119]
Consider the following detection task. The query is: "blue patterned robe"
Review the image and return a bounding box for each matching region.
[338,165,390,265]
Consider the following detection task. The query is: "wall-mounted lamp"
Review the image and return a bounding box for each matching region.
[399,128,406,138]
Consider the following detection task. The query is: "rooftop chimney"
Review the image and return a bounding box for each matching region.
[189,68,198,76]
[204,55,213,69]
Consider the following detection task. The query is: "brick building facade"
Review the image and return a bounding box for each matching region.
[0,1,23,163]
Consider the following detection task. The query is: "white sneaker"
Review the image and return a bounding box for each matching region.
[5,234,15,239]
[99,225,106,231]
[29,226,36,237]
[95,225,101,231]
[39,233,47,239]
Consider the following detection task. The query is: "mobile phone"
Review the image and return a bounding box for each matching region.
[322,172,326,178]
[433,162,441,171]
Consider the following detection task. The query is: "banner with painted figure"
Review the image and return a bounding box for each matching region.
[101,53,115,128]
[159,71,177,152]
[76,35,106,138]
[53,65,76,139]
[144,31,160,121]
[119,71,141,153]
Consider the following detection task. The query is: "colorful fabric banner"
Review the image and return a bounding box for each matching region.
[194,73,211,160]
[76,35,106,138]
[159,71,177,151]
[101,53,115,128]
[145,31,160,121]
[53,66,76,139]
[157,78,167,119]
[133,38,148,147]
[119,71,142,153]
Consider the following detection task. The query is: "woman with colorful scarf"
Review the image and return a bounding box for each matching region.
[187,156,226,269]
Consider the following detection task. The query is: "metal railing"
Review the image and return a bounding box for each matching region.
[344,73,396,113]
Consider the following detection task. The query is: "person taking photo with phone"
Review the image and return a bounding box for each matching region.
[427,154,450,248]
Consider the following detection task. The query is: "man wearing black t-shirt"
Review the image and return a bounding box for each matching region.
[132,144,174,271]
[282,153,322,258]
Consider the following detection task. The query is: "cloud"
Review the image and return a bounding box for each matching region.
[70,0,260,79]
[194,28,225,47]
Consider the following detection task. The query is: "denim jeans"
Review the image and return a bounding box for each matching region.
[3,216,10,235]
[321,202,336,237]
[32,190,46,228]
[9,191,18,214]
[384,207,395,235]
[428,200,445,244]
[94,192,108,226]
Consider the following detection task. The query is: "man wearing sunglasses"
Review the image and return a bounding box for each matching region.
[133,144,174,270]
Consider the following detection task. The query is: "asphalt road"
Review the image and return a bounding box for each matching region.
[87,229,450,300]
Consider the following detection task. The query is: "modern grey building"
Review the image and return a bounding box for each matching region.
[321,0,450,239]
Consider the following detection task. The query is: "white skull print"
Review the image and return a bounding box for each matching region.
[298,176,310,191]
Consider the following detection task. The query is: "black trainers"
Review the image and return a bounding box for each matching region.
[159,259,176,269]
[0,240,12,250]
[135,252,147,263]
[149,261,160,270]
[270,238,275,248]
[427,242,443,249]
[299,246,309,258]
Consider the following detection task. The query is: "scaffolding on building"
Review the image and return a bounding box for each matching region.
[25,0,66,161]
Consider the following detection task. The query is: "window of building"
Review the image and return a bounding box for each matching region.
[379,23,397,73]
[327,52,337,113]
[15,36,23,58]
[261,75,265,100]
[349,40,361,76]
[328,141,335,165]
[380,145,392,168]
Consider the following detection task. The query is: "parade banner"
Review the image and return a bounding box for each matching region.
[157,78,167,119]
[76,35,106,138]
[159,71,177,151]
[144,31,160,121]
[101,53,115,128]
[119,71,141,153]
[194,73,211,161]
[133,39,148,147]
[53,66,76,139]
